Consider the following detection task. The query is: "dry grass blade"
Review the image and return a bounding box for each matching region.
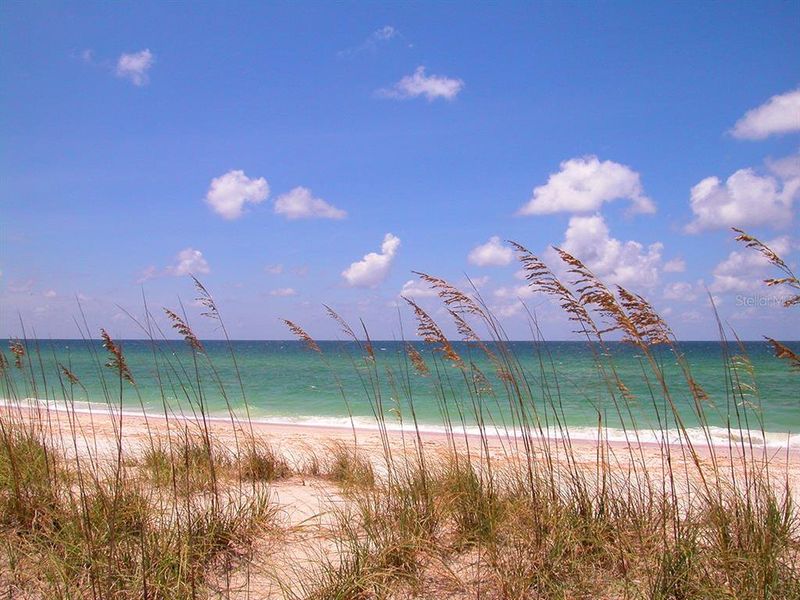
[324,304,357,340]
[282,319,321,353]
[552,246,641,343]
[164,308,204,352]
[192,274,220,320]
[100,328,134,384]
[508,241,597,336]
[405,343,429,377]
[617,286,672,346]
[733,227,800,307]
[402,296,463,367]
[470,361,493,396]
[58,363,80,385]
[412,271,486,318]
[732,228,789,269]
[9,340,25,369]
[447,308,481,343]
[764,337,800,372]
[324,305,374,359]
[688,378,710,403]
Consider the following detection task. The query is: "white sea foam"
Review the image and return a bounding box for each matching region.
[3,397,798,450]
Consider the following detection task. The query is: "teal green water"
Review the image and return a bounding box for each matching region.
[2,340,798,447]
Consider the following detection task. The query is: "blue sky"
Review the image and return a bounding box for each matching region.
[1,1,799,340]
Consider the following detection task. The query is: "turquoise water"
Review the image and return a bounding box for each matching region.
[2,339,798,447]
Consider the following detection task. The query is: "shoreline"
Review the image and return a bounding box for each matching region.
[5,399,800,500]
[3,396,799,454]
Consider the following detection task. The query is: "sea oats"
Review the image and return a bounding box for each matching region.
[733,227,800,307]
[282,319,321,353]
[405,343,429,377]
[402,296,463,367]
[58,363,80,385]
[100,328,134,384]
[164,308,204,352]
[9,340,25,369]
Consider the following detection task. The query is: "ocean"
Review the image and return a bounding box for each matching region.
[2,339,798,448]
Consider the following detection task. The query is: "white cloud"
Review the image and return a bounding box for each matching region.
[710,236,792,293]
[730,88,800,140]
[553,215,663,289]
[518,156,655,216]
[371,25,398,41]
[491,301,525,319]
[339,26,400,58]
[274,187,346,220]
[43,289,58,299]
[205,170,269,220]
[377,66,464,101]
[680,310,703,323]
[468,236,513,267]
[663,281,698,302]
[6,279,34,294]
[342,233,400,288]
[115,49,154,86]
[400,279,438,298]
[685,154,799,233]
[493,285,535,300]
[269,287,297,297]
[265,264,283,275]
[136,265,158,284]
[465,275,490,289]
[767,152,800,182]
[663,258,686,273]
[166,248,210,277]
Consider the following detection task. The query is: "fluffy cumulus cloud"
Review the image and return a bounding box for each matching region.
[663,281,699,302]
[554,215,663,289]
[205,170,269,220]
[490,301,526,319]
[493,284,535,301]
[136,265,158,284]
[6,279,34,294]
[489,282,542,319]
[166,248,210,277]
[518,156,655,216]
[710,236,792,293]
[399,278,438,298]
[273,187,346,220]
[663,258,686,273]
[115,49,154,86]
[685,154,799,233]
[468,236,514,267]
[269,287,297,297]
[342,233,400,288]
[730,88,800,140]
[378,66,464,101]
